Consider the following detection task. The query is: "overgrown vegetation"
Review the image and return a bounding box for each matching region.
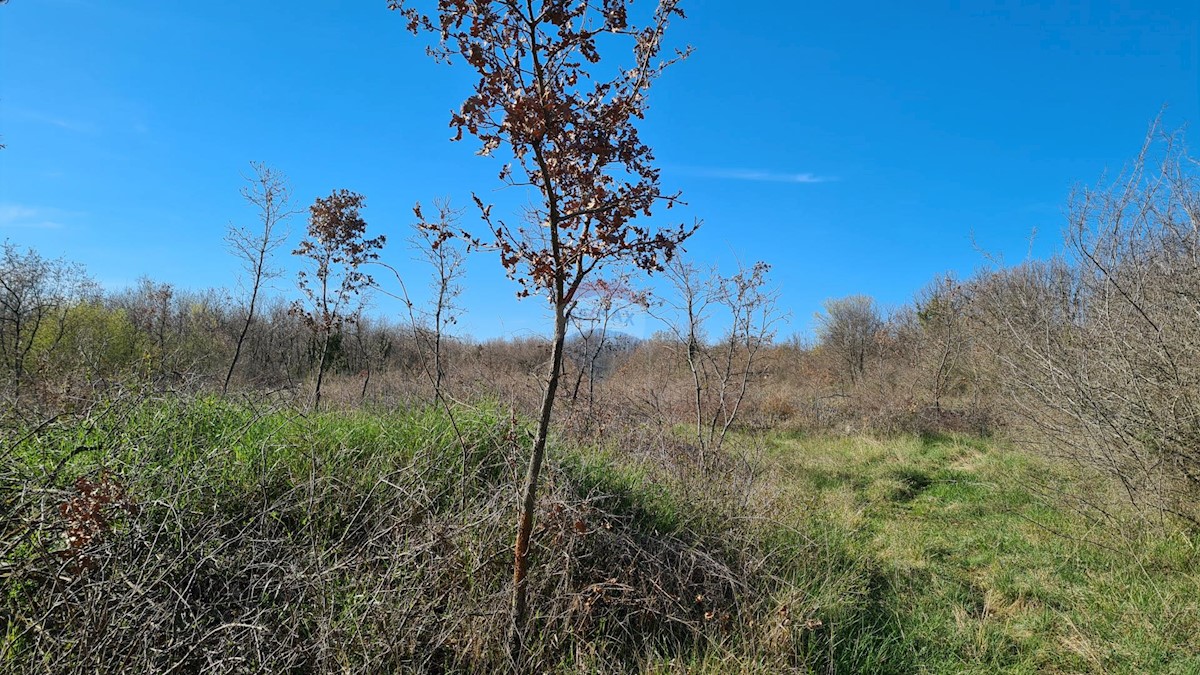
[5,398,1196,673]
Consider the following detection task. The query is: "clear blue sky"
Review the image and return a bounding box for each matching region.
[2,0,1197,339]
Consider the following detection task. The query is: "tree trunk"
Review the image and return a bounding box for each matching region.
[312,333,329,412]
[687,332,706,462]
[509,302,568,660]
[223,286,260,395]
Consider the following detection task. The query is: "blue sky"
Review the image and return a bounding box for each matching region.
[2,0,1197,339]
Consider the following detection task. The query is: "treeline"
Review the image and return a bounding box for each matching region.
[3,128,1198,523]
[0,236,974,434]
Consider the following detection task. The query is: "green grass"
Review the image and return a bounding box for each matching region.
[747,431,1200,674]
[5,398,1198,673]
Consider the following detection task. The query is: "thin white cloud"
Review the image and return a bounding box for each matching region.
[680,166,835,184]
[8,107,95,134]
[0,204,67,230]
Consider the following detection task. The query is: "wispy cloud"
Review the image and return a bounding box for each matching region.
[8,107,95,134]
[679,166,835,184]
[0,204,67,230]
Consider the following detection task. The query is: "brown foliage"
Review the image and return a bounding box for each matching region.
[388,0,695,302]
[291,189,386,410]
[292,189,385,334]
[387,0,697,653]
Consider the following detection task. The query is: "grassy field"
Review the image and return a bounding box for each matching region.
[741,432,1200,674]
[3,397,1198,673]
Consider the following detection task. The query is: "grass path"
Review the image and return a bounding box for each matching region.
[757,432,1200,674]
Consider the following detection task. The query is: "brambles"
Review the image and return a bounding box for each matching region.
[6,397,1199,673]
[2,399,762,673]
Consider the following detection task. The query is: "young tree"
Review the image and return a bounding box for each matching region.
[656,257,716,451]
[411,199,466,403]
[388,0,695,653]
[654,258,780,463]
[223,162,296,394]
[707,261,781,448]
[291,190,385,411]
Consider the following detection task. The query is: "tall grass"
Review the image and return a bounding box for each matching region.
[3,396,753,672]
[3,396,1197,673]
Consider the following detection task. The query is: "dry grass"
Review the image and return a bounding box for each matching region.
[4,395,1197,673]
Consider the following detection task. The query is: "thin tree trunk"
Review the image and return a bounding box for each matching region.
[687,332,705,461]
[223,284,260,395]
[510,302,568,659]
[568,332,588,404]
[313,333,329,412]
[433,275,446,402]
[585,325,606,434]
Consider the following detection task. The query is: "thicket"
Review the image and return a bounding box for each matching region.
[974,128,1200,526]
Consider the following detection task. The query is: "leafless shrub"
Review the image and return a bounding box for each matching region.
[651,258,783,464]
[977,124,1200,524]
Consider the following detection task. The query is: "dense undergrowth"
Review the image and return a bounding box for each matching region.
[3,396,1197,673]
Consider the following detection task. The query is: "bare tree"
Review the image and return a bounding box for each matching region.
[368,201,479,514]
[656,257,717,452]
[223,162,296,395]
[914,273,968,412]
[0,242,93,408]
[707,261,781,449]
[815,295,883,388]
[654,258,780,463]
[411,199,467,403]
[291,190,385,411]
[388,0,695,655]
[369,200,467,404]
